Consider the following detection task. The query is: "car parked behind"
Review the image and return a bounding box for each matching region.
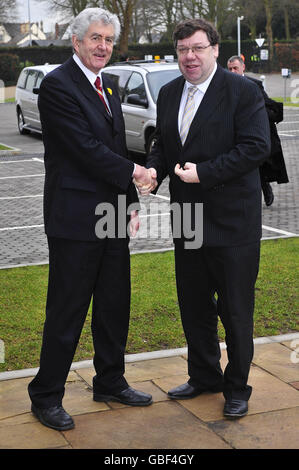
[103,60,181,155]
[15,63,60,135]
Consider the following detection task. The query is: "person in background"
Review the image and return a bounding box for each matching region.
[227,55,289,206]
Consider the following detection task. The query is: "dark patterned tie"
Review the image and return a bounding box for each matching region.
[94,76,110,115]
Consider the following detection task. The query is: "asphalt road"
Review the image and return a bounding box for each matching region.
[0,85,298,268]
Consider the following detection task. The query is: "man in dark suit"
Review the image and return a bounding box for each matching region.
[227,55,289,206]
[28,8,156,431]
[141,19,271,418]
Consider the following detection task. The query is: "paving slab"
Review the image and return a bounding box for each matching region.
[253,342,299,383]
[209,407,299,449]
[76,356,189,386]
[0,377,32,420]
[0,420,68,449]
[63,401,231,449]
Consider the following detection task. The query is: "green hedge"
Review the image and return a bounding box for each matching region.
[0,40,298,86]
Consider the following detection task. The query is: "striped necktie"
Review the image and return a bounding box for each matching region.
[94,76,110,115]
[179,86,198,145]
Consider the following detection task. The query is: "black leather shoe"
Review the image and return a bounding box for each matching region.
[168,382,222,400]
[223,399,248,418]
[93,386,152,406]
[31,404,74,431]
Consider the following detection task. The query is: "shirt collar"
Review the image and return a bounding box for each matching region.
[184,62,218,95]
[73,53,102,88]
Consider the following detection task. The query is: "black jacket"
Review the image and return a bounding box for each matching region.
[38,57,138,241]
[147,65,271,247]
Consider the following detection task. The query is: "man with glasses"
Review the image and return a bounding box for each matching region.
[143,18,271,418]
[28,7,154,431]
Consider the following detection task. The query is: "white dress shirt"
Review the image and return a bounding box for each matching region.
[178,63,217,132]
[72,53,112,114]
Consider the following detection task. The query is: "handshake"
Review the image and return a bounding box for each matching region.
[133,165,158,196]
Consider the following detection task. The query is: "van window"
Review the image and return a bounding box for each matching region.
[103,69,132,101]
[35,71,44,88]
[17,70,28,89]
[25,70,38,92]
[123,72,146,103]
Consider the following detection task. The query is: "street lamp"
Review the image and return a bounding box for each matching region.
[237,16,244,57]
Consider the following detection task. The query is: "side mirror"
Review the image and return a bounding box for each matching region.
[33,87,40,95]
[126,94,148,108]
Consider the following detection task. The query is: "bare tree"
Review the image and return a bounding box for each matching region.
[0,0,18,21]
[263,0,274,60]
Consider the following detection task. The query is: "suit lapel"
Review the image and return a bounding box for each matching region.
[68,58,113,124]
[169,76,185,149]
[184,64,225,148]
[101,74,121,134]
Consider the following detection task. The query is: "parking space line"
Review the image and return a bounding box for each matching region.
[0,159,38,164]
[150,193,170,201]
[0,194,43,200]
[0,174,44,180]
[261,224,298,237]
[0,224,44,232]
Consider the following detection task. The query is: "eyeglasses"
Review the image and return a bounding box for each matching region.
[176,44,211,56]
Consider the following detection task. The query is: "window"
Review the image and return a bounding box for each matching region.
[25,70,38,92]
[147,69,181,103]
[123,72,146,103]
[35,71,44,88]
[17,70,29,89]
[103,69,132,101]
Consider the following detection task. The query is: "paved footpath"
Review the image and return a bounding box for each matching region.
[0,333,298,450]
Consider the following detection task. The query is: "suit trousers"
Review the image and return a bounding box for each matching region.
[174,241,260,400]
[28,236,131,409]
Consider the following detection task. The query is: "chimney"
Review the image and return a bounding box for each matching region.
[55,23,59,39]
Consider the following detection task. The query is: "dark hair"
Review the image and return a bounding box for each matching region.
[173,18,219,48]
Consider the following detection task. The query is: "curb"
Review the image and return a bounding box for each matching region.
[0,332,298,382]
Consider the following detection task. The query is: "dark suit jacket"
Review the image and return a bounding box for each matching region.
[38,57,138,241]
[147,64,271,247]
[245,76,289,184]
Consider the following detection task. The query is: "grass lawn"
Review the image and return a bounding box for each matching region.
[273,97,299,107]
[0,144,13,150]
[0,237,298,372]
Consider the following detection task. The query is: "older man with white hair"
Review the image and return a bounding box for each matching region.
[28,8,155,431]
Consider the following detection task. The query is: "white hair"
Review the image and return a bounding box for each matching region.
[71,7,121,41]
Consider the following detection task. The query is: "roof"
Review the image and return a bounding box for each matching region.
[106,60,179,73]
[21,63,60,74]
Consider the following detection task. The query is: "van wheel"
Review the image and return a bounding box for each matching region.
[146,133,157,155]
[17,109,29,135]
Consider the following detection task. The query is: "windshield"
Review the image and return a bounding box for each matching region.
[147,69,182,103]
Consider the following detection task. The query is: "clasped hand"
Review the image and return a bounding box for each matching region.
[133,166,157,196]
[174,162,199,183]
